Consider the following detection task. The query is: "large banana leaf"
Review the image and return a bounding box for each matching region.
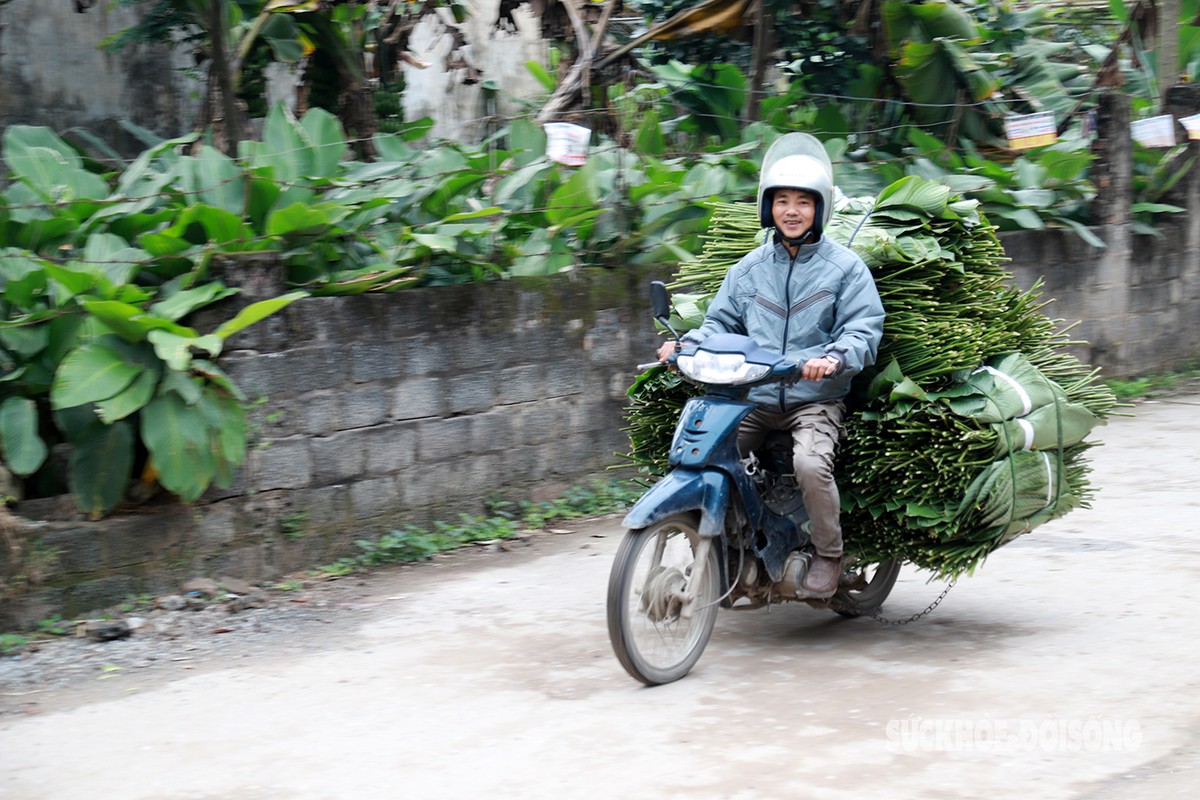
[0,397,48,476]
[68,419,134,518]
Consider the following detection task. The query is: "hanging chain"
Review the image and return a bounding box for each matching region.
[854,578,958,625]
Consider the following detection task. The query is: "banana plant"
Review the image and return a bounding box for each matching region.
[0,123,308,515]
[881,0,1004,143]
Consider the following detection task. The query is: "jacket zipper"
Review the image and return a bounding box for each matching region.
[778,247,800,412]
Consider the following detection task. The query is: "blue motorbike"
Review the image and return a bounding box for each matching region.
[607,281,901,685]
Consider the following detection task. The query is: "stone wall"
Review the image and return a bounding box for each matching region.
[1,267,669,628]
[1001,87,1200,379]
[0,1,201,154]
[1001,224,1200,378]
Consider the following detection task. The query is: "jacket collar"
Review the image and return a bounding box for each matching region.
[771,232,822,263]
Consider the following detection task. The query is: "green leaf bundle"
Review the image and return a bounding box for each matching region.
[621,176,1118,577]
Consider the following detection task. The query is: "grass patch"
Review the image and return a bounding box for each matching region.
[0,632,28,656]
[315,478,640,576]
[1105,364,1200,400]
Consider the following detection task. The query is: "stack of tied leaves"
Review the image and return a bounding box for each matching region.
[622,177,1120,577]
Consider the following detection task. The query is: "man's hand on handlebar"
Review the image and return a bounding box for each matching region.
[799,355,840,381]
[656,340,680,363]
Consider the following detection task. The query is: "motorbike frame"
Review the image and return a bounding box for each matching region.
[622,392,810,594]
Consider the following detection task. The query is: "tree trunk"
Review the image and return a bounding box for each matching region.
[746,0,771,123]
[340,80,379,161]
[208,0,244,154]
[1159,0,1181,104]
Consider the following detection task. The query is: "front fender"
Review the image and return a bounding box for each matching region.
[622,469,732,538]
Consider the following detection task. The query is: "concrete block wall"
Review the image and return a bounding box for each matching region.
[1001,224,1200,379]
[1,268,667,627]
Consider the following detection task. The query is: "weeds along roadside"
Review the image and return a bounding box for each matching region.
[0,478,642,652]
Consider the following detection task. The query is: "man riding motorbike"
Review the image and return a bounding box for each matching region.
[656,133,885,597]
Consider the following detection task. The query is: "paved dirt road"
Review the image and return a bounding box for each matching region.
[2,393,1199,800]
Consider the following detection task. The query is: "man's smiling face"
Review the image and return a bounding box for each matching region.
[771,188,817,240]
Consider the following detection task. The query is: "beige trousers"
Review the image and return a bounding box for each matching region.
[737,401,846,558]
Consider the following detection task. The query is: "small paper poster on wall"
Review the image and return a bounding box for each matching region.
[1004,112,1058,150]
[1178,113,1200,140]
[544,123,592,166]
[1131,115,1177,147]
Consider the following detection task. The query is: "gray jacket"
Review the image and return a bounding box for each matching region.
[683,235,885,410]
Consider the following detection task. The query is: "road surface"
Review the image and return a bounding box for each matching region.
[2,393,1199,800]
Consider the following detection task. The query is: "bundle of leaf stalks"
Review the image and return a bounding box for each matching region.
[621,177,1119,577]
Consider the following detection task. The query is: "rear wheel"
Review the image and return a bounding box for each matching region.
[833,557,901,618]
[606,515,720,686]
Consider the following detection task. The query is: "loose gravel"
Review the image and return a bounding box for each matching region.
[0,530,562,716]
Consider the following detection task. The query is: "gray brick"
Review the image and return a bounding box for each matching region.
[469,408,521,454]
[518,401,568,445]
[311,431,368,484]
[2,587,66,630]
[416,417,472,462]
[514,322,560,359]
[544,363,586,397]
[448,333,516,371]
[350,475,403,520]
[583,323,633,366]
[350,342,405,383]
[288,346,349,392]
[460,453,502,497]
[65,575,137,617]
[195,503,238,548]
[364,424,417,474]
[399,456,494,508]
[282,298,328,345]
[100,509,190,567]
[298,390,338,435]
[398,461,455,508]
[250,439,313,491]
[395,335,448,377]
[392,377,444,420]
[301,484,353,529]
[36,528,93,575]
[501,445,542,482]
[557,431,611,473]
[447,373,496,415]
[200,544,268,582]
[202,462,248,501]
[496,364,545,405]
[607,370,635,401]
[341,384,391,429]
[221,351,290,398]
[503,444,555,482]
[318,298,388,345]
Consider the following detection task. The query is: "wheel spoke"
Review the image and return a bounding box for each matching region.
[607,516,720,685]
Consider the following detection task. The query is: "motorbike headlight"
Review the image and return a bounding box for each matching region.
[676,350,772,384]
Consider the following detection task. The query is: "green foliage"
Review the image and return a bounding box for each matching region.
[490,478,645,529]
[622,180,1119,577]
[0,123,308,515]
[315,479,640,574]
[281,511,308,540]
[36,614,71,636]
[630,0,872,95]
[104,0,473,135]
[0,632,28,656]
[1104,363,1200,399]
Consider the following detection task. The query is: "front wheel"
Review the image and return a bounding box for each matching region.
[607,515,721,686]
[833,557,902,618]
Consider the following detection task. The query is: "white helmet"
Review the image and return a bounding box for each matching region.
[757,133,834,239]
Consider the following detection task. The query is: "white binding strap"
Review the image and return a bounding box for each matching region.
[1041,451,1054,508]
[1016,418,1035,451]
[976,365,1033,416]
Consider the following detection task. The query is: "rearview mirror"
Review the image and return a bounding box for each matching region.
[650,280,670,323]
